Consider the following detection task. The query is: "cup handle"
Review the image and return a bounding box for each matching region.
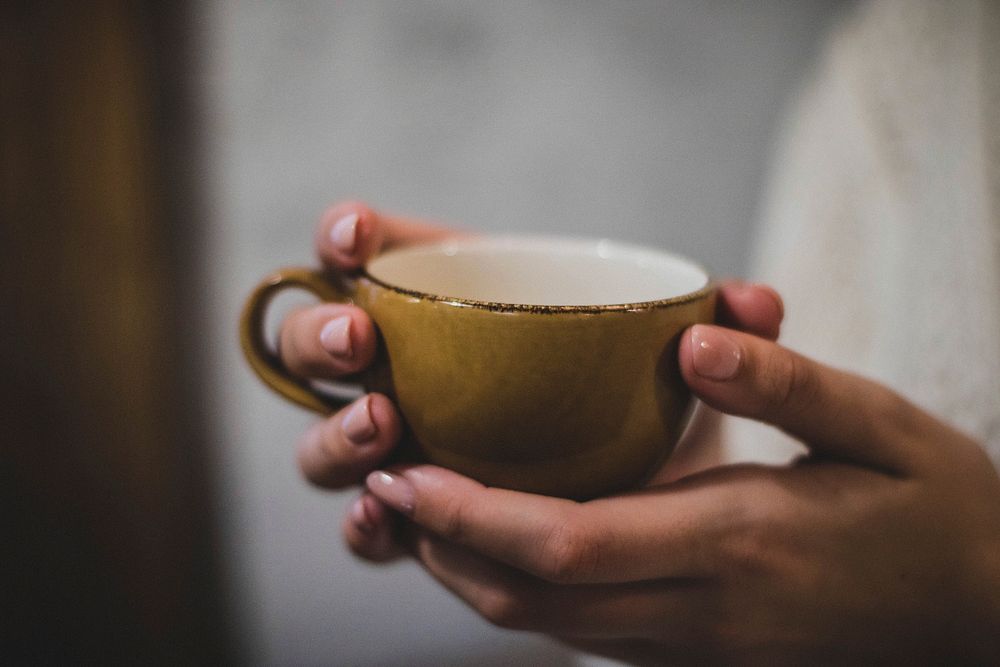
[240,267,358,414]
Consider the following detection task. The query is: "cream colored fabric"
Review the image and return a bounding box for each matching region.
[726,0,1000,468]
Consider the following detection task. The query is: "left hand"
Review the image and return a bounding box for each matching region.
[359,326,1000,664]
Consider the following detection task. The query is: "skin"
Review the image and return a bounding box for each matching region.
[281,201,1000,665]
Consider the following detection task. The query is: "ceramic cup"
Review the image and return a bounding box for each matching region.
[241,236,715,499]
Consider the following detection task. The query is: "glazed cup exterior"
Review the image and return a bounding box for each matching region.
[241,248,716,499]
[354,276,715,498]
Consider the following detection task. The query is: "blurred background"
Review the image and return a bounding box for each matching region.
[2,1,847,664]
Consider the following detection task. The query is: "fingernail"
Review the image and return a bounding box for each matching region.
[366,470,415,515]
[330,212,359,253]
[691,325,741,381]
[342,395,376,444]
[349,496,373,534]
[319,315,352,357]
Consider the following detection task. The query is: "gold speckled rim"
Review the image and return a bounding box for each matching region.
[360,239,715,314]
[361,271,716,313]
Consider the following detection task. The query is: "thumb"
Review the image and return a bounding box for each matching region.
[679,324,929,473]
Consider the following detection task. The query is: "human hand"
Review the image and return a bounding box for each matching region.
[357,325,1000,664]
[274,200,456,505]
[280,200,784,559]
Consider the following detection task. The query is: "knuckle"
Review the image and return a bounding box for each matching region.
[721,533,767,576]
[279,313,327,376]
[864,384,939,470]
[718,511,774,576]
[763,350,820,420]
[536,516,598,584]
[296,420,367,489]
[298,450,350,489]
[437,494,471,543]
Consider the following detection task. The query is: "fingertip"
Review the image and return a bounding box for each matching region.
[680,324,770,435]
[367,392,403,445]
[681,324,744,386]
[296,420,327,468]
[341,306,378,372]
[297,394,402,489]
[752,283,785,322]
[366,469,416,515]
[343,493,403,562]
[716,282,784,341]
[348,492,390,534]
[348,493,375,534]
[383,463,485,494]
[316,200,386,269]
[361,492,388,523]
[279,303,377,379]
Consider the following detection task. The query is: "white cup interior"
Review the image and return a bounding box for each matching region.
[365,236,709,306]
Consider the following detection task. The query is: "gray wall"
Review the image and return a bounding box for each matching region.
[198,2,844,665]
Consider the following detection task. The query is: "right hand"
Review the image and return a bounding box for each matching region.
[278,200,785,562]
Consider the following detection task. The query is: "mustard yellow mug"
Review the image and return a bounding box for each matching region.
[241,236,715,499]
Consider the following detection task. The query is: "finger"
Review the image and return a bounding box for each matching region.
[411,531,711,639]
[714,281,784,341]
[366,464,745,583]
[657,281,785,483]
[342,492,407,563]
[315,200,458,271]
[680,324,931,473]
[277,304,376,380]
[297,393,403,489]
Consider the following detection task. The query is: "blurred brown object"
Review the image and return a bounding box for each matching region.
[1,1,233,664]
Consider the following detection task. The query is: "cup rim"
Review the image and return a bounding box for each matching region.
[360,235,715,314]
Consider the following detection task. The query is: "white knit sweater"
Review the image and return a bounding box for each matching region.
[726,0,1000,468]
